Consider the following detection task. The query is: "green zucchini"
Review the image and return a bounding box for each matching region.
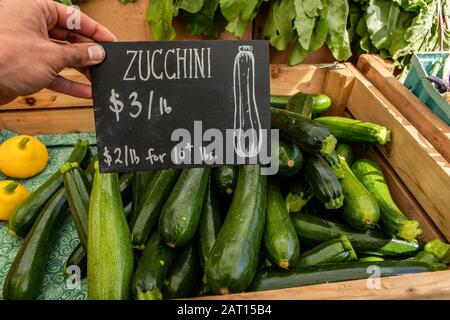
[359,256,385,262]
[336,144,354,166]
[205,165,267,295]
[124,201,132,219]
[248,261,435,292]
[351,159,421,241]
[270,95,288,109]
[296,235,357,267]
[315,116,391,145]
[285,179,313,213]
[198,181,223,269]
[292,213,420,256]
[131,171,155,222]
[323,151,345,179]
[131,169,181,249]
[286,92,313,119]
[88,162,134,300]
[64,244,87,277]
[311,93,331,114]
[85,154,98,183]
[339,157,380,230]
[9,139,89,238]
[424,240,450,264]
[264,179,300,269]
[159,168,210,248]
[271,108,337,156]
[62,162,91,251]
[119,172,134,205]
[406,251,447,271]
[132,232,176,300]
[3,188,68,299]
[305,155,344,209]
[64,172,133,277]
[163,242,202,299]
[277,140,303,177]
[270,93,331,114]
[212,165,237,196]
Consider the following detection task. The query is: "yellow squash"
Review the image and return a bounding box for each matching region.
[0,135,48,178]
[0,180,30,220]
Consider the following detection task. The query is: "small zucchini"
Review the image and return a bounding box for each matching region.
[88,162,134,300]
[9,139,89,238]
[130,169,181,249]
[159,168,210,248]
[264,179,300,269]
[119,172,134,205]
[351,159,421,240]
[291,212,420,256]
[132,232,176,300]
[296,235,357,267]
[3,188,68,299]
[62,162,91,251]
[163,242,202,299]
[205,165,267,295]
[212,165,238,196]
[311,93,331,114]
[286,92,313,119]
[305,155,344,209]
[270,95,288,109]
[277,140,303,177]
[198,181,223,269]
[131,171,155,222]
[315,116,391,145]
[270,93,331,115]
[85,154,98,183]
[271,108,337,156]
[339,157,380,230]
[248,261,435,292]
[285,179,313,213]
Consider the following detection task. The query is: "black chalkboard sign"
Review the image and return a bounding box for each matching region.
[91,40,271,173]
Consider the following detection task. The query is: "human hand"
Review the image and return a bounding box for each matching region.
[0,0,116,105]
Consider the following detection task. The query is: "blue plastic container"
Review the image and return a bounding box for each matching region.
[403,52,450,125]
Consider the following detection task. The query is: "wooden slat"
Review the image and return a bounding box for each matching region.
[0,107,95,135]
[365,147,446,242]
[269,64,326,95]
[345,63,450,241]
[322,67,356,116]
[198,270,450,300]
[357,54,450,163]
[1,69,92,111]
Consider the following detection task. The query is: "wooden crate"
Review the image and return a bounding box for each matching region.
[356,55,450,242]
[1,63,449,299]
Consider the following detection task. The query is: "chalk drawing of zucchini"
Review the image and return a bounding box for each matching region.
[233,45,263,158]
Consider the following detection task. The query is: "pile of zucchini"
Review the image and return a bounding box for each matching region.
[2,92,450,300]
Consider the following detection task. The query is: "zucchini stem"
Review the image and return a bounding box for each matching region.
[18,137,30,150]
[3,182,19,194]
[397,220,422,242]
[320,135,337,156]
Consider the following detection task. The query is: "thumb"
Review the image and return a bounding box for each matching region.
[56,43,106,69]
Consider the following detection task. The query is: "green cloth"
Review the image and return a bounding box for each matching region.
[0,130,96,300]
